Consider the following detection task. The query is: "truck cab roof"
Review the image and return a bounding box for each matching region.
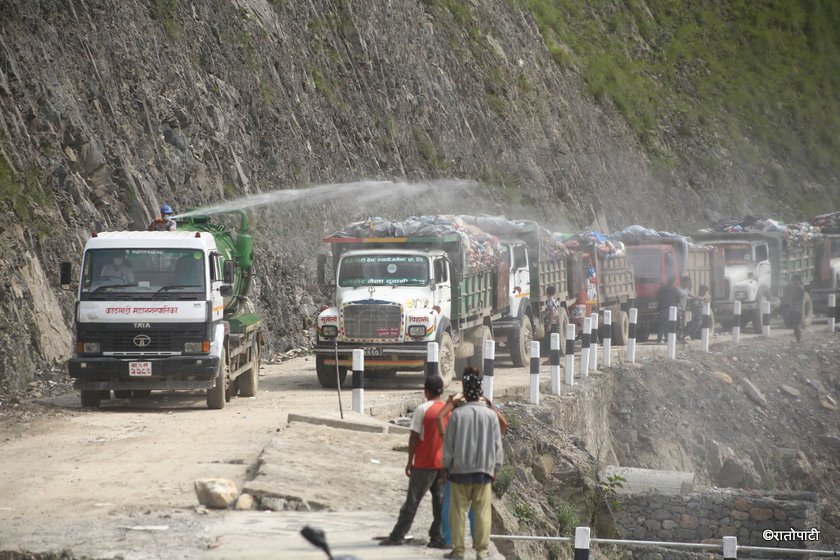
[84,231,217,251]
[339,248,446,258]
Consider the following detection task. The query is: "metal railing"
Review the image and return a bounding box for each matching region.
[490,527,840,558]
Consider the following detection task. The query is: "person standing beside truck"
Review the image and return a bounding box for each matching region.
[656,279,678,344]
[783,274,806,344]
[543,284,562,351]
[442,368,504,560]
[380,375,448,549]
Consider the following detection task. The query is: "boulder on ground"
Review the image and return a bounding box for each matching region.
[194,478,239,509]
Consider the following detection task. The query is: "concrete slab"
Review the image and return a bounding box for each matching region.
[606,466,696,495]
[206,510,504,559]
[288,411,412,435]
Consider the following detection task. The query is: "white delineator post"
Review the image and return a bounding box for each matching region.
[564,323,575,386]
[829,294,837,334]
[351,349,364,414]
[580,317,591,379]
[732,301,741,344]
[589,312,599,371]
[574,526,591,560]
[529,341,540,405]
[482,339,495,401]
[627,307,638,364]
[667,306,678,359]
[426,341,439,377]
[762,299,771,337]
[550,332,561,395]
[723,535,737,559]
[602,310,612,368]
[701,300,711,353]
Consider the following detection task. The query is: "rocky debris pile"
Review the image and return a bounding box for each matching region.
[0,366,74,429]
[811,211,840,234]
[700,216,821,243]
[609,334,840,546]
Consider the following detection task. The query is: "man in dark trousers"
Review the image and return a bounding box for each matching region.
[380,375,449,549]
[783,274,805,343]
[442,368,504,560]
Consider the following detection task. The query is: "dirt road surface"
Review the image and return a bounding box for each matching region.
[0,325,807,559]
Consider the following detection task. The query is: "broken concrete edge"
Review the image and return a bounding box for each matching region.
[287,412,413,435]
[241,480,333,512]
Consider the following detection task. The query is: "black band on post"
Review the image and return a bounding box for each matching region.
[701,314,711,329]
[352,370,363,390]
[667,319,677,334]
[483,358,494,378]
[566,339,575,355]
[600,324,611,340]
[530,356,540,375]
[550,349,561,365]
[762,313,770,327]
[426,361,438,378]
[628,322,637,339]
[581,332,590,349]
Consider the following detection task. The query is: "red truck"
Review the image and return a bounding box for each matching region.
[619,236,721,341]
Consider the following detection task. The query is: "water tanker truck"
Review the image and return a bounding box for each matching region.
[62,210,262,409]
[315,216,508,387]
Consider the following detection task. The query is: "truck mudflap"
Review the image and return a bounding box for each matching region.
[69,355,219,390]
[314,342,427,370]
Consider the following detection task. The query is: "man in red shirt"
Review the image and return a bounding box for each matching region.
[380,375,449,549]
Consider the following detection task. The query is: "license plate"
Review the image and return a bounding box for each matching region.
[648,302,658,309]
[129,362,152,377]
[363,347,382,357]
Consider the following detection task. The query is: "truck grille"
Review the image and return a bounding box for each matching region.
[78,326,205,352]
[343,304,402,339]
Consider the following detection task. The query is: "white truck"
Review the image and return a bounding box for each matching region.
[62,212,261,409]
[692,231,815,332]
[314,218,508,387]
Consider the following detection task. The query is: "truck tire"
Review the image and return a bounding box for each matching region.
[439,332,456,387]
[238,339,260,397]
[752,293,766,334]
[207,348,227,410]
[316,355,347,388]
[470,326,493,368]
[510,315,533,368]
[802,292,813,328]
[80,390,102,408]
[612,309,629,346]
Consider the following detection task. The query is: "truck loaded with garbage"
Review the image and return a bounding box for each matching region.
[693,217,819,332]
[62,211,262,409]
[315,215,510,387]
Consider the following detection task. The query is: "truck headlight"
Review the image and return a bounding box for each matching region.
[81,342,100,353]
[184,341,209,353]
[407,325,426,338]
[321,325,338,338]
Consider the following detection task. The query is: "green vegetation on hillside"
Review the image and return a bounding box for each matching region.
[519,0,840,213]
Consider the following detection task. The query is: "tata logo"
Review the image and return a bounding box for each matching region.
[133,334,152,348]
[133,323,150,328]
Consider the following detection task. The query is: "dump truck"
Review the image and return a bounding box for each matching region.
[563,241,636,345]
[692,231,815,333]
[314,217,508,387]
[619,235,720,340]
[458,216,570,363]
[62,211,262,409]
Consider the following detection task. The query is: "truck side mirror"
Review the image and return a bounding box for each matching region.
[316,254,327,286]
[223,260,235,285]
[220,285,233,297]
[60,261,72,286]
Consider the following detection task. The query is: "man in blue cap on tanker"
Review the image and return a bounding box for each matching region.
[147,203,177,231]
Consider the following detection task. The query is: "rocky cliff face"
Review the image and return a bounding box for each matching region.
[0,0,828,389]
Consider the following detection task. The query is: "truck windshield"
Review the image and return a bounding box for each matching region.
[81,248,206,299]
[723,245,753,264]
[338,254,429,287]
[626,248,662,283]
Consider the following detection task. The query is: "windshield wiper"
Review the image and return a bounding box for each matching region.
[87,283,137,295]
[152,285,202,297]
